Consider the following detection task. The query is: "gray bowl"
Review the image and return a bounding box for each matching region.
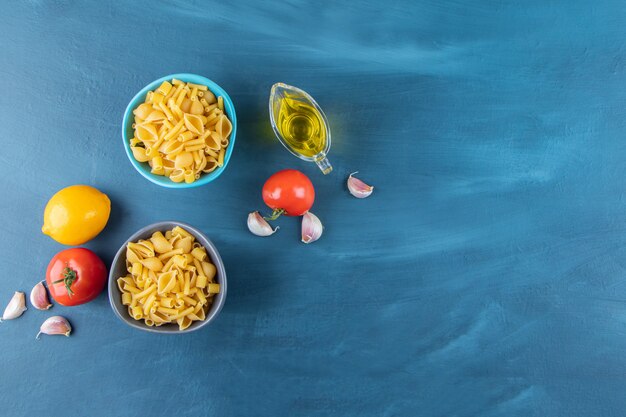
[108,221,227,334]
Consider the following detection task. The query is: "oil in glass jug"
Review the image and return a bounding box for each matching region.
[269,83,332,174]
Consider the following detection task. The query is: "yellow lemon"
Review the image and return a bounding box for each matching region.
[42,185,111,245]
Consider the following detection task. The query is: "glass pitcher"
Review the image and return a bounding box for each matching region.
[269,83,333,174]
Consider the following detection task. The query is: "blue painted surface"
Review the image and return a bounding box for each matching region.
[1,1,625,416]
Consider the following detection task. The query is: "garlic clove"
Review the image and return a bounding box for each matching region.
[1,291,27,321]
[347,172,374,198]
[247,211,279,237]
[301,211,323,244]
[30,281,52,310]
[36,316,72,339]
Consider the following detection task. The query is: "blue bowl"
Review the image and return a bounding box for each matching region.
[122,73,237,188]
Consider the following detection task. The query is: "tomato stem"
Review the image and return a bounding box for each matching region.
[263,208,285,221]
[52,264,76,297]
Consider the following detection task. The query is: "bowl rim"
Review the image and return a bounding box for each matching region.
[108,221,227,334]
[121,73,237,188]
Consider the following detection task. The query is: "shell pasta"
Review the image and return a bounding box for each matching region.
[118,226,220,330]
[130,79,233,183]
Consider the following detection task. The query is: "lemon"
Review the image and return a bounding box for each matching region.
[42,185,111,245]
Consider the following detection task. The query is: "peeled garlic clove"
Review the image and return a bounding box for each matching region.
[36,316,72,339]
[301,211,323,244]
[247,211,278,237]
[1,291,27,321]
[347,172,374,198]
[30,281,52,310]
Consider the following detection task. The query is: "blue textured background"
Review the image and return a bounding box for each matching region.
[1,1,625,416]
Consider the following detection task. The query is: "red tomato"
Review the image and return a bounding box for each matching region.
[262,169,315,217]
[45,248,107,306]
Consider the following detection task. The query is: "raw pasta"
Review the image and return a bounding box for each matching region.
[118,226,220,330]
[130,79,233,183]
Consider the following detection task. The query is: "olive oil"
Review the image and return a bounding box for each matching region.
[275,96,326,158]
[269,83,333,174]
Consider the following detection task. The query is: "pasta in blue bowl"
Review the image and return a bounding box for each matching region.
[122,73,237,188]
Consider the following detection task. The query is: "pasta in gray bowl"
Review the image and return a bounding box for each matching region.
[108,221,227,333]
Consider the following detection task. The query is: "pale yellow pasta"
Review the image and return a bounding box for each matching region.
[151,155,163,170]
[131,146,151,162]
[158,306,178,316]
[123,283,140,294]
[160,297,175,308]
[158,248,184,261]
[163,120,184,141]
[217,147,225,167]
[177,316,192,331]
[134,103,152,119]
[117,226,219,330]
[157,81,173,96]
[185,143,205,153]
[150,312,168,324]
[181,98,192,113]
[140,257,163,271]
[129,241,154,257]
[190,100,204,115]
[201,261,216,280]
[138,267,148,286]
[194,305,206,321]
[143,293,157,315]
[144,146,159,160]
[192,150,203,166]
[182,295,197,306]
[207,283,220,294]
[206,110,221,125]
[195,274,208,289]
[171,254,187,269]
[136,123,158,141]
[170,169,185,183]
[130,79,232,183]
[172,225,192,238]
[196,289,207,306]
[133,256,145,271]
[187,82,208,91]
[157,271,177,294]
[131,306,143,320]
[191,247,207,261]
[205,134,221,151]
[158,101,175,121]
[121,292,132,305]
[118,276,131,291]
[179,131,194,142]
[150,231,173,254]
[175,88,187,107]
[169,306,194,321]
[215,115,232,139]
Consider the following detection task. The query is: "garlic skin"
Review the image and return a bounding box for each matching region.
[301,211,323,244]
[1,291,27,321]
[247,211,278,237]
[36,316,72,339]
[30,281,52,310]
[347,172,374,198]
